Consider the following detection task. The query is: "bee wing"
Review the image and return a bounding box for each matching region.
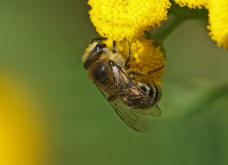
[98,89,150,133]
[132,105,161,117]
[110,64,162,117]
[109,99,150,132]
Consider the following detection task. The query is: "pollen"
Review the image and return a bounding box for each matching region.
[88,0,171,41]
[208,0,228,49]
[174,0,208,9]
[105,36,166,86]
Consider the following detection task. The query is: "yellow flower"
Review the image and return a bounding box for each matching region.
[0,72,48,165]
[208,0,228,49]
[88,0,167,86]
[174,0,208,9]
[88,0,171,41]
[105,36,166,86]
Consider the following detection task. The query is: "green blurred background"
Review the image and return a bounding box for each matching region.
[1,0,228,165]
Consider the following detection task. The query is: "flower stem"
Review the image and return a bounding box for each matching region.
[147,1,208,43]
[147,15,185,43]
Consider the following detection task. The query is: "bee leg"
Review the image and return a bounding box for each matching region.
[128,71,147,80]
[107,95,115,101]
[147,65,165,75]
[128,65,164,79]
[90,37,107,44]
[129,71,146,77]
[124,41,132,70]
[112,40,117,53]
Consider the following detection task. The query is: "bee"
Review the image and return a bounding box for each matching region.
[82,37,164,132]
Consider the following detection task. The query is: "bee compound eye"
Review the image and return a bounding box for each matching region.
[93,64,109,84]
[94,43,106,52]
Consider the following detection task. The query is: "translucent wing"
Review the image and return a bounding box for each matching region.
[110,99,151,132]
[132,105,161,117]
[99,89,151,132]
[110,64,162,118]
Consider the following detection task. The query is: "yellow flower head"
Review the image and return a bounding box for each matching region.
[0,72,48,165]
[88,0,171,41]
[208,0,228,49]
[174,0,208,9]
[105,36,166,86]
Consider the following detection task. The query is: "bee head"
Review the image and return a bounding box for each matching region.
[82,39,107,70]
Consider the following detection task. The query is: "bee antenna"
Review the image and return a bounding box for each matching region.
[90,37,107,44]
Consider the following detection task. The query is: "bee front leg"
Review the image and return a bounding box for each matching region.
[147,65,165,75]
[124,41,132,70]
[128,71,147,81]
[129,65,165,79]
[128,71,146,77]
[112,40,117,53]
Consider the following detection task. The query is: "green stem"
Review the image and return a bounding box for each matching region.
[147,15,185,43]
[147,1,208,43]
[169,1,208,19]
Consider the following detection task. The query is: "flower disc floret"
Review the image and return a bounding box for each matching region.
[105,36,166,86]
[174,0,208,9]
[208,0,228,49]
[88,0,171,41]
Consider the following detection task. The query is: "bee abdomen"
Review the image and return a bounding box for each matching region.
[148,84,161,105]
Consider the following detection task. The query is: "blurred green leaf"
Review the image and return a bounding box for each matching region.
[160,80,228,119]
[186,84,228,118]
